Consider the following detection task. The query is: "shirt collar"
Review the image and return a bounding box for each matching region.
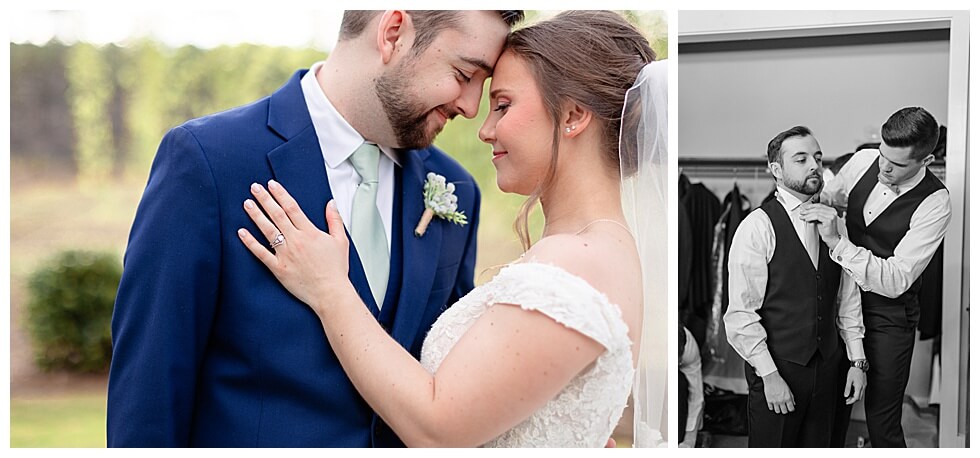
[775,184,816,213]
[301,61,401,168]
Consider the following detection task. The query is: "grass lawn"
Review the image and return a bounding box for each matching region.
[10,395,107,448]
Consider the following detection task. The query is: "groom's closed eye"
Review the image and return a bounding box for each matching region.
[459,56,493,75]
[454,68,472,83]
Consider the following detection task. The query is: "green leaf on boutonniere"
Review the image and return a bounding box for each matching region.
[415,172,467,237]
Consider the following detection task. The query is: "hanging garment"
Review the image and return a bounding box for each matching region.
[679,177,722,346]
[721,185,750,312]
[702,184,750,394]
[679,203,694,313]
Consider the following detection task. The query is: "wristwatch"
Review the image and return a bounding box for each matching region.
[851,359,870,372]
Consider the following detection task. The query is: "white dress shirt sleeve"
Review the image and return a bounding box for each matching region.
[679,327,704,433]
[834,221,866,361]
[724,209,778,377]
[831,189,951,298]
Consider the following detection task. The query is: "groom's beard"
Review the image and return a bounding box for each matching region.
[784,171,824,196]
[375,62,458,149]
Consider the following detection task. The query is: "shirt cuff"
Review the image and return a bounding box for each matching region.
[831,235,855,262]
[831,238,871,290]
[749,351,778,377]
[845,338,866,361]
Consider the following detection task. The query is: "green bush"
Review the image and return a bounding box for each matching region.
[27,250,121,372]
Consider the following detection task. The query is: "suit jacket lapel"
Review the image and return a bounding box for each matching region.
[267,127,330,231]
[265,71,379,314]
[391,149,443,346]
[266,70,329,231]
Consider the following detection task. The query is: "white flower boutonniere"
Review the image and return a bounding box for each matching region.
[415,172,468,237]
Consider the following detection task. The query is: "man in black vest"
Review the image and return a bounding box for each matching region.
[726,126,868,447]
[801,107,951,447]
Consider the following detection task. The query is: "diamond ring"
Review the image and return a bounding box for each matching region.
[270,233,286,250]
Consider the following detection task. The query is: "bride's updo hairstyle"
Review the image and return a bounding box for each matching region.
[506,10,656,251]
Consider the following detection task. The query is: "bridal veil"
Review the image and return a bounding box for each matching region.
[620,59,669,447]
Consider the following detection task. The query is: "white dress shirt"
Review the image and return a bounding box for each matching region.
[821,149,951,298]
[301,61,399,252]
[679,327,704,435]
[725,186,865,377]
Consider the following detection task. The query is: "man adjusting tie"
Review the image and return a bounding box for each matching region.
[800,107,951,448]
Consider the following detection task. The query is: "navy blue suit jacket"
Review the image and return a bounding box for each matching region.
[106,70,480,447]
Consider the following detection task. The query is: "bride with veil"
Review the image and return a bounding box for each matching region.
[237,10,668,447]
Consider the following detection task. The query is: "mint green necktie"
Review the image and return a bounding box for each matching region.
[349,143,389,308]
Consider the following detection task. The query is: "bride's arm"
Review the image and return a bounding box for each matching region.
[317,287,603,446]
[238,182,604,447]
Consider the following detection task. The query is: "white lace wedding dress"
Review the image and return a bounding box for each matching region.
[420,262,634,447]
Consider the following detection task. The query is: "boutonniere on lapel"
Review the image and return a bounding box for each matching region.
[415,172,468,237]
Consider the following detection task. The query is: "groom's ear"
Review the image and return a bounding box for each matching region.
[769,161,783,181]
[377,10,414,65]
[560,102,592,139]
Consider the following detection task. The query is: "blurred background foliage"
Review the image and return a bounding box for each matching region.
[11,41,325,182]
[9,10,667,447]
[27,250,121,372]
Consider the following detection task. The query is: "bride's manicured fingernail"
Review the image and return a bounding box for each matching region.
[244,199,255,209]
[238,228,247,237]
[268,179,280,190]
[251,182,261,193]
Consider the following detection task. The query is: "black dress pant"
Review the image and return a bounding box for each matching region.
[833,307,916,448]
[829,353,852,447]
[745,345,842,448]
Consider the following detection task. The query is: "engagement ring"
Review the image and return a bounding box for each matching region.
[270,233,286,250]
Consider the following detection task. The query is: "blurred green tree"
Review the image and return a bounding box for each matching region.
[66,43,116,186]
[119,39,168,179]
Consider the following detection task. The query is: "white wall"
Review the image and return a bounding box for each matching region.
[679,10,958,40]
[679,33,949,160]
[678,11,952,160]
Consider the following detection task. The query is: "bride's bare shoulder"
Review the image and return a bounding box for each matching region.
[520,233,635,291]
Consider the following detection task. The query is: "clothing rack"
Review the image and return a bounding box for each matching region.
[678,157,771,180]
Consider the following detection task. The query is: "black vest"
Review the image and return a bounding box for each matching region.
[760,198,841,366]
[845,157,946,326]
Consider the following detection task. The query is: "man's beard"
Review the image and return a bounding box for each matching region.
[784,171,823,196]
[374,61,455,149]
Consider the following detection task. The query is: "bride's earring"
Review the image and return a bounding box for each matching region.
[565,125,577,134]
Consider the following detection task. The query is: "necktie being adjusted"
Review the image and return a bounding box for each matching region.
[349,143,389,308]
[804,218,820,269]
[802,196,819,269]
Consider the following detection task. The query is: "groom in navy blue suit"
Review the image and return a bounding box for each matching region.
[107,11,522,447]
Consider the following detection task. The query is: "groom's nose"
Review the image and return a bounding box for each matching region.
[454,81,484,119]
